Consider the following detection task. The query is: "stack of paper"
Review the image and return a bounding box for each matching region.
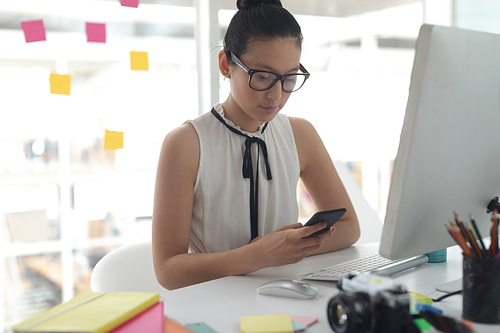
[241,315,294,333]
[110,301,163,333]
[241,314,318,333]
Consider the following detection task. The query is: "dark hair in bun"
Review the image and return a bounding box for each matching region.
[224,0,302,60]
[236,0,282,10]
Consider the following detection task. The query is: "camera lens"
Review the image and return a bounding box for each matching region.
[327,292,372,333]
[332,302,348,329]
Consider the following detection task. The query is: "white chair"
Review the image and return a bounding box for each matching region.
[335,161,383,245]
[90,240,168,293]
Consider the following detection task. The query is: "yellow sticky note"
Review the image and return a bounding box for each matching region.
[50,73,71,95]
[240,315,293,333]
[130,51,149,70]
[409,291,433,306]
[104,129,124,150]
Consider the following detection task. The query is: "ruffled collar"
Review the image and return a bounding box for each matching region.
[213,103,266,138]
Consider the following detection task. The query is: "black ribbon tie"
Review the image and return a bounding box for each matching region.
[211,108,272,241]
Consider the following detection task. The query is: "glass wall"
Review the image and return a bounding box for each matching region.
[290,4,422,219]
[0,1,198,329]
[454,0,500,34]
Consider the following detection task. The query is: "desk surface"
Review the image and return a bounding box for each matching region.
[161,243,498,332]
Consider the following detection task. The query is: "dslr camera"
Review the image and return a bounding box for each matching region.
[327,274,420,333]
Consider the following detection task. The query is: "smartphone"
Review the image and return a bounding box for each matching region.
[303,208,347,237]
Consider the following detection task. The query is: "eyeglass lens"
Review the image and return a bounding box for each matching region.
[250,72,306,92]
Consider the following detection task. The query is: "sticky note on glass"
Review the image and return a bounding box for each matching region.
[86,22,106,43]
[121,0,139,8]
[240,315,293,333]
[130,51,149,71]
[21,20,46,43]
[49,73,71,95]
[104,129,124,150]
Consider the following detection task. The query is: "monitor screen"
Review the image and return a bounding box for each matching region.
[379,24,500,260]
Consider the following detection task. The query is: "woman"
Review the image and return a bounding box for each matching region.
[152,0,360,290]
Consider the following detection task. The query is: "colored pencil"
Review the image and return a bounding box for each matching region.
[454,213,478,256]
[465,223,483,258]
[469,215,489,258]
[445,222,472,256]
[453,212,470,246]
[491,210,499,257]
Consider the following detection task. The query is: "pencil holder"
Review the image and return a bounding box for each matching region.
[462,255,500,323]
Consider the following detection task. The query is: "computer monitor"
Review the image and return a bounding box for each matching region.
[379,24,500,260]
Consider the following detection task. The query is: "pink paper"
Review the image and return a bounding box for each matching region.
[273,313,318,327]
[120,0,139,8]
[21,20,46,43]
[110,301,164,333]
[86,23,106,43]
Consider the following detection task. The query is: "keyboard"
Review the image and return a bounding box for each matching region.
[299,253,429,282]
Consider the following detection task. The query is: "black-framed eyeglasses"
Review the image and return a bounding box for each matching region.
[227,50,310,93]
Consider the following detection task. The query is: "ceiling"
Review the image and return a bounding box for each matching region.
[281,0,420,17]
[167,0,422,17]
[0,0,423,24]
[0,0,423,41]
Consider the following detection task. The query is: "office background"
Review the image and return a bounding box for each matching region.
[0,0,499,330]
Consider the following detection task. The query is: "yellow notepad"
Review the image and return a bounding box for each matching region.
[240,315,294,333]
[12,292,159,333]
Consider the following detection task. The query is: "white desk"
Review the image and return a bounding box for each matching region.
[161,243,499,332]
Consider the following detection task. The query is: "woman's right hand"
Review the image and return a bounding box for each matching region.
[247,222,335,269]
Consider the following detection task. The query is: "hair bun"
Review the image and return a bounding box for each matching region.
[236,0,282,10]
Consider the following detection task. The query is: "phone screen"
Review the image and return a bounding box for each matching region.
[303,208,346,237]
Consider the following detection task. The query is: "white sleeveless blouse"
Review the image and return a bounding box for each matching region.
[188,103,300,253]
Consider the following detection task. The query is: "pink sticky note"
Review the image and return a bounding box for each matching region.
[86,23,106,43]
[120,0,139,8]
[21,20,46,43]
[274,313,318,327]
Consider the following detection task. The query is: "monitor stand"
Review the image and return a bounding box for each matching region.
[436,278,462,293]
[425,249,461,293]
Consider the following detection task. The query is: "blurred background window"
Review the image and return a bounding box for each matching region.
[1,0,497,330]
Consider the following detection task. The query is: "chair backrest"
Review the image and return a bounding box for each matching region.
[335,161,383,245]
[90,240,168,293]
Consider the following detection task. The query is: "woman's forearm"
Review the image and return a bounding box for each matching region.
[154,221,334,290]
[155,246,262,290]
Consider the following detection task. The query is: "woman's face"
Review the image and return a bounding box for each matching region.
[223,38,302,132]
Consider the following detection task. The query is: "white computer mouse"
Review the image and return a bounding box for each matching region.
[256,279,319,299]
